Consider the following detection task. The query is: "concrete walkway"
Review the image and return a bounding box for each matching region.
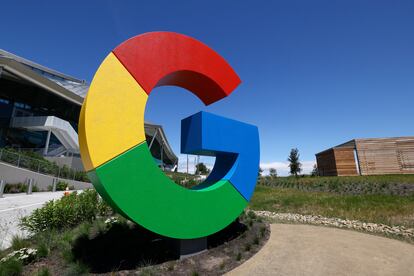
[227,224,414,276]
[0,191,66,249]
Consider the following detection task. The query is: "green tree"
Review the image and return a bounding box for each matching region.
[311,164,319,176]
[288,148,302,176]
[195,162,210,175]
[258,167,263,177]
[269,168,277,177]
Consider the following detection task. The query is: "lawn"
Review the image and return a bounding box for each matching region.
[258,174,414,196]
[250,185,414,228]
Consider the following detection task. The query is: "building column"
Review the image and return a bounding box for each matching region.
[161,144,164,171]
[43,129,52,156]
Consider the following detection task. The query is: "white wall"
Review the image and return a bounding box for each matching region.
[0,162,92,191]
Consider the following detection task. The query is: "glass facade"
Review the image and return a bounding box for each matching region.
[0,77,80,151]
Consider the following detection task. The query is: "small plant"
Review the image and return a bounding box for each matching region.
[0,257,23,276]
[61,243,74,263]
[236,252,242,261]
[0,248,38,264]
[65,261,89,275]
[4,183,27,193]
[11,235,29,251]
[260,226,266,237]
[191,271,199,276]
[104,216,119,225]
[56,181,69,191]
[35,267,51,276]
[89,219,107,238]
[244,243,251,252]
[167,263,174,271]
[247,210,257,219]
[253,236,259,245]
[36,242,49,259]
[219,261,225,269]
[139,267,155,276]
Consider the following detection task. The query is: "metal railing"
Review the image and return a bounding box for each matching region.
[13,147,80,157]
[0,148,88,182]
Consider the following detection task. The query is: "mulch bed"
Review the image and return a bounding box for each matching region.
[24,212,270,275]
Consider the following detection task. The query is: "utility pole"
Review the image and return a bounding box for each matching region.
[186,154,189,174]
[194,156,197,175]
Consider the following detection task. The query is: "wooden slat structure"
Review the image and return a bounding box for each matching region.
[316,136,414,176]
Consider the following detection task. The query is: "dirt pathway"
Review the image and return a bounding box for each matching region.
[226,224,414,276]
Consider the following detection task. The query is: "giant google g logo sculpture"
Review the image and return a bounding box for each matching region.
[79,32,259,239]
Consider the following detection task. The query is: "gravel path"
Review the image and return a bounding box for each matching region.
[226,224,414,276]
[255,211,414,239]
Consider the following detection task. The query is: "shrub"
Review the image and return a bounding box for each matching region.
[4,183,27,193]
[11,235,29,251]
[55,181,70,191]
[36,243,49,259]
[0,257,23,276]
[35,267,51,276]
[32,229,60,255]
[0,248,38,264]
[247,210,257,219]
[260,226,266,237]
[65,262,89,275]
[20,190,113,233]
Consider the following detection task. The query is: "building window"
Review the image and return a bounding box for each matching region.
[0,98,10,104]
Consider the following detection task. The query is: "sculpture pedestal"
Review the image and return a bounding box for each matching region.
[170,237,207,259]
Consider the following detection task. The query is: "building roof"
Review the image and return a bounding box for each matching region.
[0,49,88,100]
[316,136,414,156]
[0,49,178,165]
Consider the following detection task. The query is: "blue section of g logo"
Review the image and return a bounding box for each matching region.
[181,111,260,201]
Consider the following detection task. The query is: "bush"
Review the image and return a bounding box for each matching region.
[0,248,38,265]
[65,262,89,275]
[20,190,113,233]
[35,267,51,276]
[4,183,27,193]
[57,181,69,191]
[11,236,29,251]
[0,257,23,276]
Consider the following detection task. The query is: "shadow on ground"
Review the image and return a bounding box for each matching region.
[72,219,247,273]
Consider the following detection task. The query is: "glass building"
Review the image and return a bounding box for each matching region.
[0,49,177,170]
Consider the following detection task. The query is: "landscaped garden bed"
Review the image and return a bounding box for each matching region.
[0,190,270,275]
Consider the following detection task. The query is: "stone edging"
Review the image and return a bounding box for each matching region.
[254,211,414,239]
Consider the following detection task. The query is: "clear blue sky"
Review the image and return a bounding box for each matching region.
[2,1,414,175]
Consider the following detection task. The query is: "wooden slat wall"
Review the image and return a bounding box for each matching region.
[355,137,414,175]
[316,149,337,176]
[333,148,358,176]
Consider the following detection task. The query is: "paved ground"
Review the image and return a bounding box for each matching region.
[0,191,66,249]
[227,224,414,276]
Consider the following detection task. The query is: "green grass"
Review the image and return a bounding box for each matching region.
[250,186,414,228]
[263,174,414,184]
[258,175,414,196]
[10,235,30,251]
[0,258,23,276]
